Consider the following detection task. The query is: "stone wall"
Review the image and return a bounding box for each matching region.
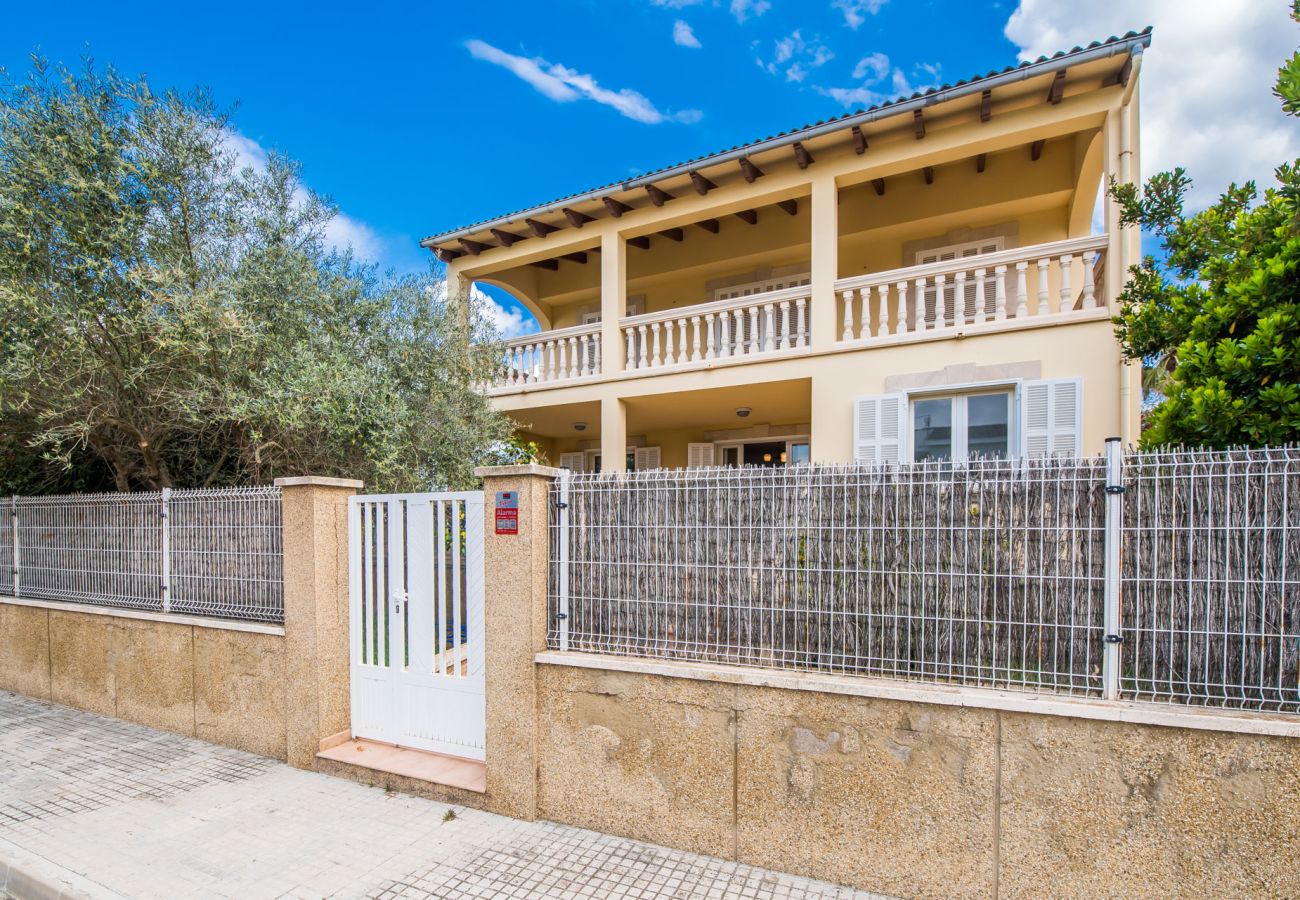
[529,661,1300,899]
[0,600,287,759]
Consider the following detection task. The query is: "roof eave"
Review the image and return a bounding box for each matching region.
[421,28,1151,250]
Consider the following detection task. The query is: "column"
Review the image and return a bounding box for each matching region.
[474,464,559,820]
[600,396,628,473]
[809,374,852,464]
[600,230,626,375]
[809,174,839,351]
[275,475,364,769]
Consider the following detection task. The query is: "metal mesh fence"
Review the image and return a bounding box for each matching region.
[5,487,283,623]
[1121,448,1300,711]
[549,459,1108,696]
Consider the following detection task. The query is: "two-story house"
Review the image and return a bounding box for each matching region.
[423,29,1150,472]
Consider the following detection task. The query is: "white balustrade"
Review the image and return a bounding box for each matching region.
[834,235,1109,343]
[489,324,603,390]
[617,285,812,373]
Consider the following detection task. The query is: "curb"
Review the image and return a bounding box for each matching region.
[0,839,127,900]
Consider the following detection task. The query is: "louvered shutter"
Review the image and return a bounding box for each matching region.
[634,446,661,471]
[558,452,586,472]
[687,443,715,468]
[853,393,906,465]
[1021,379,1082,458]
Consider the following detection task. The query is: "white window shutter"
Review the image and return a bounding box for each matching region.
[687,443,715,468]
[853,393,905,465]
[559,452,586,472]
[634,446,661,471]
[1021,378,1082,458]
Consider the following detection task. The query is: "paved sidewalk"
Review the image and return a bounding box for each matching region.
[0,691,882,899]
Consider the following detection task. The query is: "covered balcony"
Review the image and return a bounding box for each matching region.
[479,126,1115,395]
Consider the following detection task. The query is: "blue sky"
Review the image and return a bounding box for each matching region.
[4,2,1297,333]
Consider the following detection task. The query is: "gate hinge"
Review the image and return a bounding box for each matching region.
[1103,633,1124,644]
[554,500,569,510]
[1105,485,1126,495]
[555,612,568,620]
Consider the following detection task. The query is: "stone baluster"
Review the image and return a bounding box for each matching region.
[841,290,854,341]
[1082,250,1097,309]
[973,269,987,325]
[691,316,703,362]
[1015,262,1029,319]
[894,281,908,334]
[705,313,717,358]
[1036,258,1051,316]
[994,266,1007,321]
[795,297,808,347]
[1058,254,1074,313]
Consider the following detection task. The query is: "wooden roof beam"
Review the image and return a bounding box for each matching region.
[531,259,559,270]
[659,227,684,242]
[603,197,631,218]
[645,184,674,207]
[490,228,524,247]
[913,108,925,140]
[735,209,758,225]
[526,217,560,238]
[975,153,986,174]
[563,207,595,228]
[793,141,814,169]
[851,125,867,155]
[459,238,490,256]
[980,89,992,123]
[739,157,764,183]
[561,251,588,264]
[696,218,720,234]
[1030,139,1045,162]
[1103,54,1134,88]
[871,178,885,196]
[628,236,651,250]
[922,167,934,186]
[1047,69,1066,105]
[777,199,798,216]
[689,171,718,195]
[432,247,463,263]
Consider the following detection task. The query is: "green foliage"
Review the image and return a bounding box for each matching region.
[0,57,509,492]
[1108,20,1300,449]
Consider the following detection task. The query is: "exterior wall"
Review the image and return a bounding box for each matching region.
[531,662,1300,899]
[0,600,287,759]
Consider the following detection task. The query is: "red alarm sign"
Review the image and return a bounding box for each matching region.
[495,490,519,535]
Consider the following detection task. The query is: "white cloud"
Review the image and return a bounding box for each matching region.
[818,53,939,107]
[852,52,890,81]
[730,0,771,23]
[673,19,702,48]
[1005,1,1300,211]
[761,30,835,81]
[224,130,388,263]
[832,0,888,29]
[478,288,538,339]
[465,39,702,125]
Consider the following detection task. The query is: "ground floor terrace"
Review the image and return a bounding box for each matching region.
[498,315,1138,472]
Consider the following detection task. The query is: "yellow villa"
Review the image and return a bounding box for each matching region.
[424,29,1151,472]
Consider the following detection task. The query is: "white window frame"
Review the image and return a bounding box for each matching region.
[902,380,1021,462]
[908,388,1017,463]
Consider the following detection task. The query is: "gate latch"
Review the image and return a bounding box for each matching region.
[1103,633,1123,644]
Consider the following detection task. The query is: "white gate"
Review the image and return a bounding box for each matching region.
[347,492,486,760]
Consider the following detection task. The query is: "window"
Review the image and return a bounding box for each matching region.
[854,379,1081,466]
[714,438,810,468]
[910,391,1012,462]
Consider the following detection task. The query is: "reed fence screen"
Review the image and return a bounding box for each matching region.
[548,448,1300,713]
[4,486,283,624]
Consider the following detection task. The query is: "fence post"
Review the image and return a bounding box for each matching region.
[10,496,18,598]
[474,462,563,821]
[1102,437,1124,700]
[159,487,172,613]
[557,469,570,653]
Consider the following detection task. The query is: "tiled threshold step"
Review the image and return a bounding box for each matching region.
[317,738,486,793]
